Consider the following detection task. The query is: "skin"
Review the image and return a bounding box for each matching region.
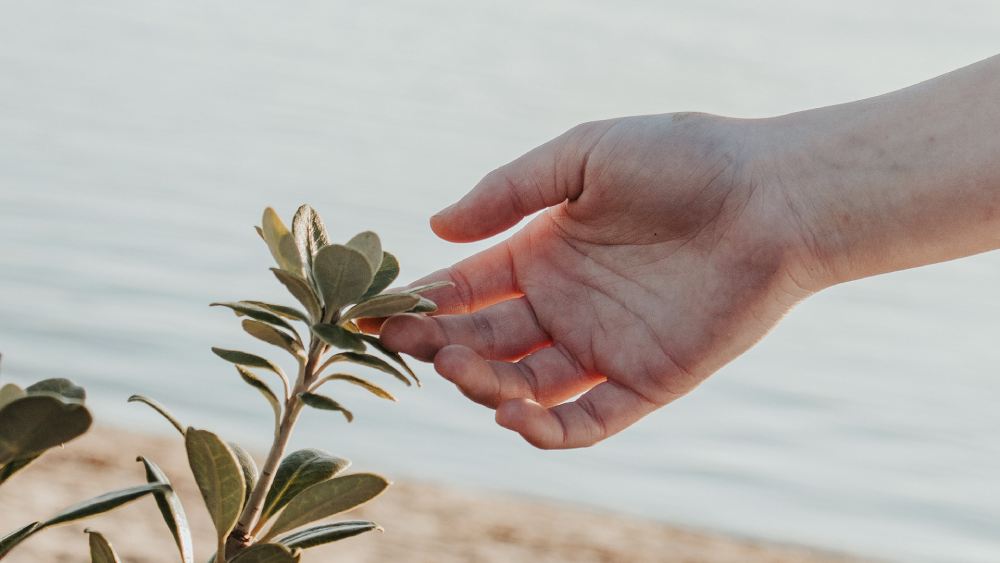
[370,54,1000,449]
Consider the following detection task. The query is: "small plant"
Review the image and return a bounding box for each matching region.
[124,205,444,562]
[0,368,169,559]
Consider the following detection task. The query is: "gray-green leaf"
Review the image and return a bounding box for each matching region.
[405,281,454,295]
[292,204,331,268]
[360,252,400,300]
[299,393,353,423]
[25,378,86,403]
[0,522,40,558]
[0,454,39,486]
[261,207,304,277]
[409,296,438,314]
[137,457,194,563]
[86,529,122,563]
[315,375,396,402]
[241,301,310,324]
[343,293,420,321]
[211,348,289,393]
[270,269,322,322]
[236,367,282,430]
[127,395,185,436]
[229,442,259,511]
[230,543,301,563]
[261,474,389,540]
[242,319,304,359]
[185,428,246,542]
[210,302,298,335]
[345,231,382,275]
[277,521,380,549]
[359,335,420,386]
[312,245,374,313]
[311,324,366,353]
[42,483,171,528]
[320,352,411,387]
[0,395,93,465]
[259,449,351,524]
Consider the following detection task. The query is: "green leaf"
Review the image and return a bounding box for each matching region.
[242,319,304,359]
[127,395,185,436]
[320,352,411,387]
[292,205,316,268]
[409,296,438,314]
[292,204,331,267]
[343,293,420,321]
[270,269,322,322]
[185,428,246,542]
[25,378,86,403]
[261,474,389,541]
[360,252,400,300]
[0,522,40,558]
[0,394,93,465]
[136,457,194,563]
[277,521,380,549]
[42,483,171,528]
[312,245,374,313]
[229,442,259,510]
[241,301,309,324]
[230,543,301,563]
[262,207,304,276]
[0,383,25,409]
[259,449,351,525]
[211,348,289,394]
[235,367,282,430]
[406,281,454,295]
[359,335,420,386]
[210,302,298,335]
[0,454,39,486]
[314,374,396,402]
[345,231,382,275]
[311,324,366,353]
[299,393,353,423]
[86,529,122,563]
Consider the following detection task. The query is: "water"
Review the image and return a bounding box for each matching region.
[2,2,999,561]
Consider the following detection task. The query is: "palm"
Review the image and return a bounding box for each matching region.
[381,115,809,448]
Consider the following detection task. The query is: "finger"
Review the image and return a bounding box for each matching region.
[405,240,519,315]
[380,298,549,362]
[495,381,661,449]
[355,239,519,334]
[431,120,615,242]
[433,344,603,408]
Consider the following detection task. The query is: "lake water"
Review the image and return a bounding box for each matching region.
[1,2,999,561]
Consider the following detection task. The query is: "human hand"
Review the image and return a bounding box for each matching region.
[371,113,818,448]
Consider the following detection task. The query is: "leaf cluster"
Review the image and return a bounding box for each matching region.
[0,376,169,560]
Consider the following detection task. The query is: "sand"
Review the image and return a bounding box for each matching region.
[0,426,866,563]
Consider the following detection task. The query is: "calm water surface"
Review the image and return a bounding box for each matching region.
[1,2,999,562]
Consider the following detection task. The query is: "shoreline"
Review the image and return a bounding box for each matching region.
[0,426,867,562]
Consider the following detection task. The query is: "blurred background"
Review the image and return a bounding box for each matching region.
[1,2,999,562]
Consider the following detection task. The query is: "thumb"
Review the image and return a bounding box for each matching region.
[430,120,614,242]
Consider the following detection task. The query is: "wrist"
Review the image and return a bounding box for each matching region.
[755,56,1000,292]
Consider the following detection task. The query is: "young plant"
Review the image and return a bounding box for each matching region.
[129,205,442,563]
[0,369,169,560]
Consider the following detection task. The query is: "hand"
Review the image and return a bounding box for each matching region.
[373,113,816,449]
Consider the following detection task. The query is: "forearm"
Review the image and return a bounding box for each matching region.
[768,55,1000,289]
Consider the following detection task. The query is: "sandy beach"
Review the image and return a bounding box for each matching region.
[0,426,865,563]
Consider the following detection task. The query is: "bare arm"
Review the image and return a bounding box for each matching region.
[775,54,1000,288]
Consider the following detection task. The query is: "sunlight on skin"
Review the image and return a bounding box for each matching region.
[371,113,814,449]
[368,55,1000,450]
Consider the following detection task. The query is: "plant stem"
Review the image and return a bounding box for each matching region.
[226,341,321,555]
